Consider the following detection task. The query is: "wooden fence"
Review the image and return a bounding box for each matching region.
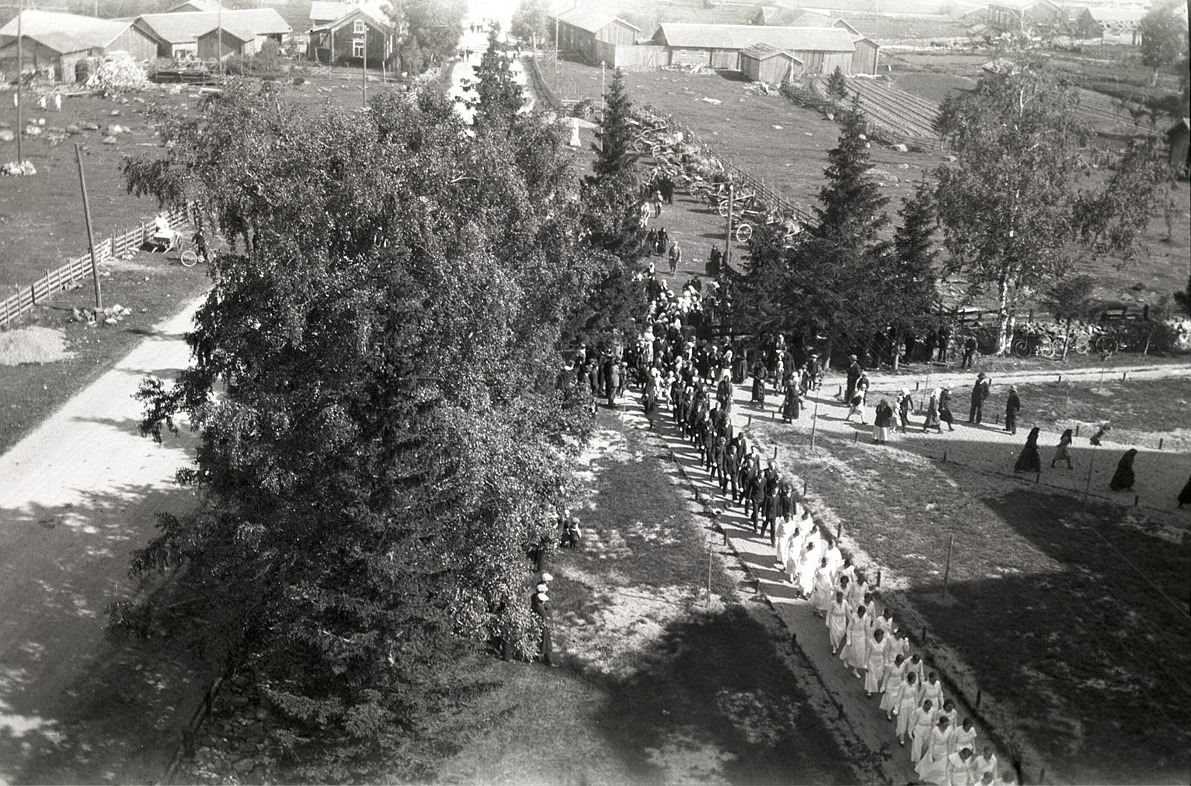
[1,204,189,329]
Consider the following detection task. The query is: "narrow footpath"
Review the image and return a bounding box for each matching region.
[0,298,206,784]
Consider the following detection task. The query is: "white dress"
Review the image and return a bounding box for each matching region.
[797,545,818,597]
[774,516,796,568]
[894,679,919,738]
[826,599,850,651]
[880,660,906,713]
[840,612,869,669]
[811,565,835,613]
[864,633,888,693]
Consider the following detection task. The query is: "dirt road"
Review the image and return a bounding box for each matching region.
[0,297,208,784]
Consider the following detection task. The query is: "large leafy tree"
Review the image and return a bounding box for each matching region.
[1139,4,1185,84]
[510,0,550,46]
[116,81,596,780]
[934,63,1090,355]
[392,0,466,74]
[935,61,1168,354]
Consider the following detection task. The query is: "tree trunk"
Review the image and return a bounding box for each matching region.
[1061,317,1071,361]
[892,326,902,371]
[995,275,1013,355]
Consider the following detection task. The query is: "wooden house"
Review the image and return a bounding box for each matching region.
[0,10,158,82]
[986,0,1062,33]
[136,9,291,58]
[308,6,395,68]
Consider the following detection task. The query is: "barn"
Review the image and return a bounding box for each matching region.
[548,7,639,65]
[307,6,395,68]
[652,23,856,74]
[196,21,258,60]
[833,21,880,76]
[135,9,291,59]
[0,10,159,82]
[987,0,1062,33]
[739,42,802,83]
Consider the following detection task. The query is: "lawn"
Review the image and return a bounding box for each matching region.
[553,56,1191,320]
[179,409,862,784]
[757,422,1191,784]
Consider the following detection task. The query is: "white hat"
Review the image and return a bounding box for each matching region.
[536,582,549,593]
[540,572,553,583]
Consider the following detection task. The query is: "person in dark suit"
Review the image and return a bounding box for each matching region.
[845,354,861,404]
[748,458,768,533]
[531,581,556,667]
[969,372,991,424]
[760,461,779,544]
[1004,386,1021,435]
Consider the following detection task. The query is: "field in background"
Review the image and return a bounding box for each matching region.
[552,57,1190,313]
[0,69,402,292]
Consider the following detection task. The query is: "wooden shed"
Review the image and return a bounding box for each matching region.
[135,9,291,59]
[549,7,639,65]
[832,21,880,76]
[740,42,802,83]
[0,10,158,82]
[197,22,257,60]
[987,0,1062,33]
[653,23,855,74]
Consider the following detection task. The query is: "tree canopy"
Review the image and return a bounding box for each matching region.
[392,0,467,74]
[1139,4,1186,82]
[510,0,550,45]
[117,80,601,780]
[934,61,1168,353]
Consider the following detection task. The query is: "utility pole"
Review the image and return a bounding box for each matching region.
[362,24,368,106]
[16,0,22,165]
[75,144,103,310]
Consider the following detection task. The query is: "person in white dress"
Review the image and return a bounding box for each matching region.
[826,591,850,654]
[918,671,944,710]
[970,744,998,783]
[951,716,977,756]
[906,652,925,684]
[864,627,890,697]
[915,716,954,780]
[939,699,959,732]
[909,697,938,762]
[774,512,796,570]
[893,670,919,746]
[823,540,843,580]
[797,541,818,597]
[880,653,907,719]
[845,570,866,610]
[945,747,975,786]
[839,604,870,677]
[785,526,806,581]
[811,557,835,615]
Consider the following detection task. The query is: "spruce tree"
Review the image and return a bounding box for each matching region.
[591,68,638,186]
[472,29,525,132]
[814,105,889,246]
[878,180,940,369]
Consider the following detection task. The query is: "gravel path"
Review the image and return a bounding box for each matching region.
[0,297,206,784]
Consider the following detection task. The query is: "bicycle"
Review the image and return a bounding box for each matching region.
[174,235,201,268]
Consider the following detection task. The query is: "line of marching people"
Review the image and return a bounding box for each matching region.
[617,279,1019,786]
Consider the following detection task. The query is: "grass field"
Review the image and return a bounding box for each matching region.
[180,409,862,784]
[0,69,405,291]
[552,57,1191,314]
[757,421,1191,784]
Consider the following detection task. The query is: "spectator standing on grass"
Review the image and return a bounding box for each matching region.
[969,372,991,423]
[651,187,663,217]
[1179,473,1191,508]
[530,580,556,667]
[938,386,956,431]
[845,372,870,424]
[845,354,862,404]
[668,240,681,274]
[1051,428,1073,469]
[873,398,894,444]
[961,333,978,369]
[1109,448,1138,491]
[922,389,943,433]
[1004,386,1021,435]
[656,226,668,256]
[897,388,915,433]
[1014,427,1042,473]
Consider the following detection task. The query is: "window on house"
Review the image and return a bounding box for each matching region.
[353,20,366,34]
[353,40,366,58]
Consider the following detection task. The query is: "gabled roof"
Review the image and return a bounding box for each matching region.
[0,10,138,54]
[167,0,222,11]
[755,6,837,27]
[554,7,640,35]
[1085,6,1146,24]
[309,5,394,33]
[197,18,257,42]
[988,0,1061,12]
[656,23,855,53]
[136,9,291,44]
[741,42,802,62]
[310,1,353,22]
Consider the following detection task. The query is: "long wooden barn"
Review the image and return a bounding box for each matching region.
[652,23,858,75]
